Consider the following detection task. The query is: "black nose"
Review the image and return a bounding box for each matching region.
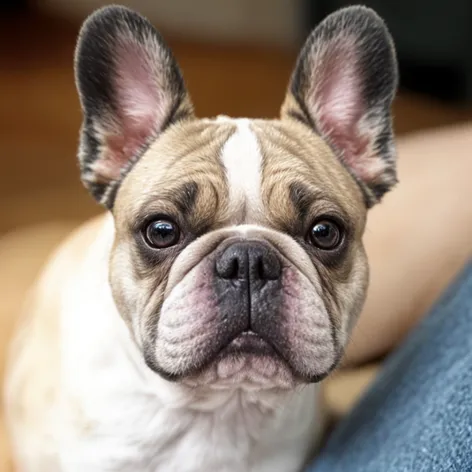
[215,241,282,281]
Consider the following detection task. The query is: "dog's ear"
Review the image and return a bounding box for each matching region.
[282,6,398,207]
[74,6,194,208]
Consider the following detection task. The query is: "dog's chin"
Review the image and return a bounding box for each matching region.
[183,341,298,390]
[147,332,335,391]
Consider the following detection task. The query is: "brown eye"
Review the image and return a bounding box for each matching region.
[309,220,342,250]
[144,219,180,249]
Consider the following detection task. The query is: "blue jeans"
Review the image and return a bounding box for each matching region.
[308,261,472,472]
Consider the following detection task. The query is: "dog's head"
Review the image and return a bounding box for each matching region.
[74,5,398,390]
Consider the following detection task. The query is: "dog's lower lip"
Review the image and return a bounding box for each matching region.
[223,331,276,356]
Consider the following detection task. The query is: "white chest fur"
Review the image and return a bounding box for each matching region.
[51,217,324,472]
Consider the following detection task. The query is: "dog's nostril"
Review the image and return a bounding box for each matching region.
[216,242,281,281]
[255,252,281,280]
[256,256,265,280]
[226,257,239,279]
[215,252,242,279]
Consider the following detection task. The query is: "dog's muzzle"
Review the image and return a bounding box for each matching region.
[153,233,338,384]
[214,241,284,355]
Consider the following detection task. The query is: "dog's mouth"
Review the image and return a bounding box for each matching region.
[220,331,278,357]
[181,330,297,389]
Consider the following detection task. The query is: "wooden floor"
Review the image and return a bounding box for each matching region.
[2,11,472,236]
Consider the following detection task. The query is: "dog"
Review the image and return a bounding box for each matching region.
[4,4,398,471]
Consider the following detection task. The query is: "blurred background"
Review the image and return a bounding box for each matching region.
[2,0,472,237]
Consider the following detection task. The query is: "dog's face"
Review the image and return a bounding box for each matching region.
[75,6,398,389]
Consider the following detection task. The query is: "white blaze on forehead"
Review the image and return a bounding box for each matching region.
[219,118,263,222]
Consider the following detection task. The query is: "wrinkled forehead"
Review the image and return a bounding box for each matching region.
[114,117,366,231]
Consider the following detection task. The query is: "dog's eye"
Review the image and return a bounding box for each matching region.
[144,219,180,249]
[308,220,342,250]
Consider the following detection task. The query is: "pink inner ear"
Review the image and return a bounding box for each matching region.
[96,39,171,182]
[308,43,376,182]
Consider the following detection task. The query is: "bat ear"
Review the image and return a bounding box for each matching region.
[74,6,194,208]
[282,6,399,207]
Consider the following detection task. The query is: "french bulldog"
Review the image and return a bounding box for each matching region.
[5,4,398,472]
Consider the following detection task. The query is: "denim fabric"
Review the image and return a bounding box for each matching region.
[308,261,472,472]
